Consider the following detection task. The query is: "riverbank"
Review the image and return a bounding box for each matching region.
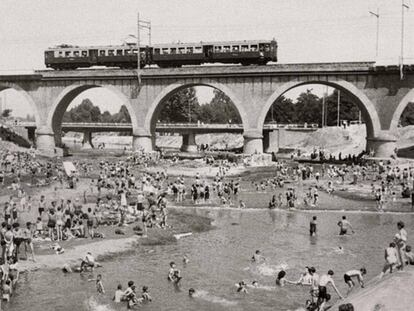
[18,209,213,272]
[331,267,414,311]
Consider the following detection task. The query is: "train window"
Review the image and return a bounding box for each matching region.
[232,46,239,52]
[108,50,114,56]
[194,46,202,53]
[154,48,160,55]
[99,50,106,56]
[223,46,230,52]
[250,45,258,51]
[241,45,249,52]
[214,46,222,52]
[73,51,80,57]
[65,51,71,57]
[58,51,64,57]
[162,48,169,54]
[170,48,176,54]
[81,51,88,57]
[187,47,193,54]
[116,49,123,56]
[264,44,270,52]
[178,47,185,54]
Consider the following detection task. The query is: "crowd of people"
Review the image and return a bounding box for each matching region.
[0,143,414,310]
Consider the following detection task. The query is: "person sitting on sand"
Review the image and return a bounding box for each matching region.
[80,252,95,272]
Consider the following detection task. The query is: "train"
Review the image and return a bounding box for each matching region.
[44,39,278,70]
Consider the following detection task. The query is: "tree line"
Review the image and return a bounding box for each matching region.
[61,88,414,126]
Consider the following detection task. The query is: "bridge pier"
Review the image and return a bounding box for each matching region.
[133,134,153,152]
[181,133,198,153]
[81,131,94,149]
[366,132,397,159]
[35,127,56,155]
[243,130,263,154]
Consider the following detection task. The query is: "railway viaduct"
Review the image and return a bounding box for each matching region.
[0,61,414,157]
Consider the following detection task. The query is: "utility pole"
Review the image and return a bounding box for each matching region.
[337,90,340,127]
[321,94,325,128]
[136,13,151,85]
[369,9,380,58]
[400,1,410,80]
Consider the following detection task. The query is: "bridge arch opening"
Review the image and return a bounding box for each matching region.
[145,83,246,152]
[48,85,136,151]
[259,81,380,158]
[0,85,39,147]
[392,91,414,158]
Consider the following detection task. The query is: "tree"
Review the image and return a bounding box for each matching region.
[198,89,241,123]
[1,109,12,118]
[158,87,200,123]
[323,90,360,126]
[400,102,414,126]
[265,95,295,123]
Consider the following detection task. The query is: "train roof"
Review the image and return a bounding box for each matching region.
[46,39,276,51]
[152,40,274,48]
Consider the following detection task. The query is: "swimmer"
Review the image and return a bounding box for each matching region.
[189,288,196,297]
[296,267,313,286]
[139,286,152,302]
[236,281,248,293]
[343,268,366,296]
[96,274,105,294]
[113,284,123,303]
[168,262,182,284]
[337,216,355,235]
[276,270,296,287]
[183,255,189,264]
[309,216,317,236]
[251,250,266,263]
[251,280,259,288]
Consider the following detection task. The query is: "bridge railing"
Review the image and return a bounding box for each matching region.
[16,121,319,129]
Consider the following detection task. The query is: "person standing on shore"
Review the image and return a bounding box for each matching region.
[395,221,407,270]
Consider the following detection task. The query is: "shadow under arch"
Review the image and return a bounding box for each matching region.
[257,79,381,140]
[0,83,41,128]
[390,89,414,132]
[46,84,137,145]
[144,82,249,134]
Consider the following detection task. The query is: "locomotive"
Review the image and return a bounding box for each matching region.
[44,39,277,70]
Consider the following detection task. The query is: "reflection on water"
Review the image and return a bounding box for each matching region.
[6,208,413,311]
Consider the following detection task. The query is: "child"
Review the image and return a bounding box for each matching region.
[380,242,398,278]
[168,262,182,284]
[113,284,123,303]
[96,274,105,294]
[2,279,11,301]
[35,217,43,238]
[140,286,152,302]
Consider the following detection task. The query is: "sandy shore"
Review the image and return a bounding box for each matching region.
[18,236,138,272]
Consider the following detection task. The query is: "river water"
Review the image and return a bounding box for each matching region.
[5,206,412,311]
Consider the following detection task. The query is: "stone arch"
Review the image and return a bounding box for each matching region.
[143,82,249,133]
[47,84,137,145]
[0,83,41,128]
[390,89,414,132]
[257,79,381,140]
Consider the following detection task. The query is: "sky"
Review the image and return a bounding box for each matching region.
[1,0,414,117]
